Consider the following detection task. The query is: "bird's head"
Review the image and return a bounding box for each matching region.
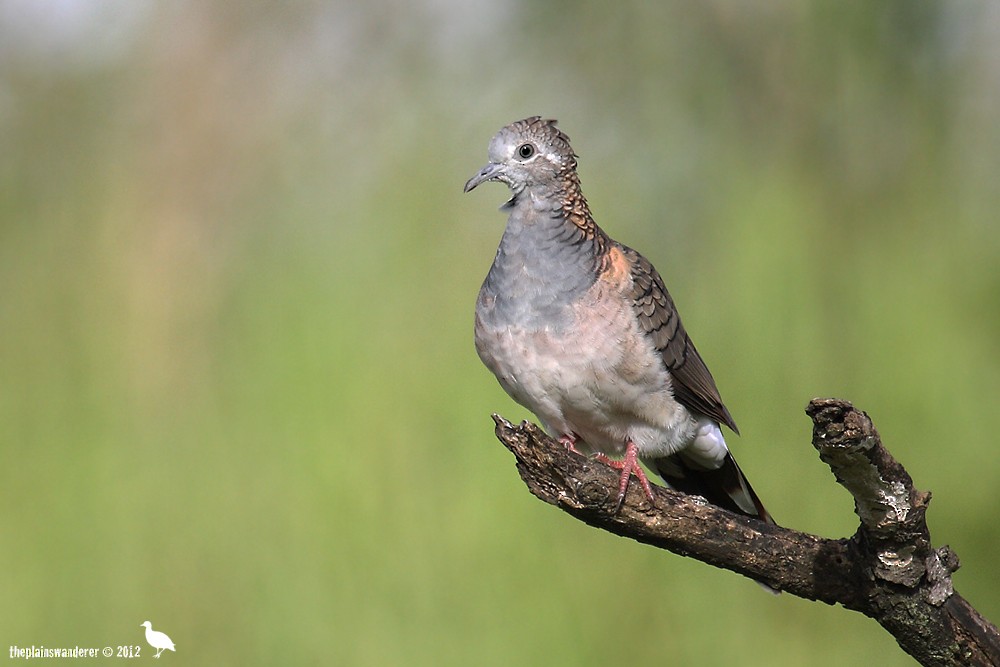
[140,621,151,629]
[464,117,577,195]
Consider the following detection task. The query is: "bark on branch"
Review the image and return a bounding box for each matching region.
[492,397,1000,667]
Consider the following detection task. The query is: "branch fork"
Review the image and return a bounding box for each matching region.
[491,398,999,667]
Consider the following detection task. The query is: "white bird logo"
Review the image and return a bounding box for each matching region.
[140,621,176,659]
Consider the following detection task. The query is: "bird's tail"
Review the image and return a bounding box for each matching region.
[653,450,774,525]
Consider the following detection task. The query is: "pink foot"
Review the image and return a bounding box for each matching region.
[558,433,585,456]
[594,441,656,511]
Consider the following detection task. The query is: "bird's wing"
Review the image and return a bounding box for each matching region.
[619,242,739,434]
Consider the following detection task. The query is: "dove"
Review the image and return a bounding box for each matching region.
[466,117,772,525]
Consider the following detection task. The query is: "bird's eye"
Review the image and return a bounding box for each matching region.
[517,143,535,159]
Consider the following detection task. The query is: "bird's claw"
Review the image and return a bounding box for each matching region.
[594,441,656,511]
[558,433,585,456]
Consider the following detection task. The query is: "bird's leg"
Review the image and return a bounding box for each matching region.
[558,433,585,456]
[594,440,656,511]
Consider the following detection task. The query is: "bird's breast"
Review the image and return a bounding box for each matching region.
[475,273,694,456]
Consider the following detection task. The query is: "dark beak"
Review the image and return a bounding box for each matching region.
[464,162,504,193]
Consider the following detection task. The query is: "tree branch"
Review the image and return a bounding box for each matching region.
[492,397,1000,667]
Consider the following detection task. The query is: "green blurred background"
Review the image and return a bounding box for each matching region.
[2,1,998,665]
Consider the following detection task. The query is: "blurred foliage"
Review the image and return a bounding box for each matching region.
[1,1,999,665]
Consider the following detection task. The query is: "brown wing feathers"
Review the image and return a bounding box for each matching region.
[621,243,739,434]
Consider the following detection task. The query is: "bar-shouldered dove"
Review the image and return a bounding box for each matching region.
[466,117,773,527]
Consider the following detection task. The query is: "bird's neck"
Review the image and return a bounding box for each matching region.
[550,171,607,253]
[503,173,607,253]
[481,175,609,326]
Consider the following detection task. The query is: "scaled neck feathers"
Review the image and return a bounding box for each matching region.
[553,167,608,257]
